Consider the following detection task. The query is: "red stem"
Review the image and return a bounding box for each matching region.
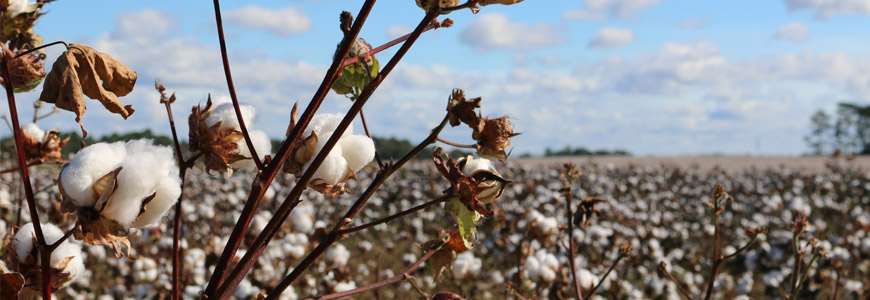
[303,242,444,300]
[162,94,188,300]
[3,54,51,300]
[338,195,453,235]
[202,0,379,295]
[212,0,264,171]
[565,182,584,300]
[340,21,442,69]
[436,137,476,149]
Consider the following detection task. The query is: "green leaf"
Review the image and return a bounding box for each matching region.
[332,56,379,97]
[445,197,479,250]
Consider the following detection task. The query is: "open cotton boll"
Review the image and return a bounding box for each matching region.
[524,249,559,282]
[304,135,348,185]
[230,130,273,169]
[60,142,128,207]
[339,134,375,173]
[14,223,85,285]
[100,140,180,227]
[22,123,45,141]
[304,113,354,140]
[204,102,256,131]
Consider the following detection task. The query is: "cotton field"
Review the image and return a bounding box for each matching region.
[1,155,869,299]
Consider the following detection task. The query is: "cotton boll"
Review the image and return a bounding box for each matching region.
[13,223,85,287]
[132,258,159,282]
[453,252,482,279]
[278,286,298,300]
[325,244,350,267]
[60,142,127,207]
[576,269,597,290]
[290,204,314,233]
[101,140,180,227]
[230,130,273,169]
[304,113,354,139]
[204,103,256,131]
[306,147,348,185]
[234,279,259,299]
[22,123,44,141]
[339,135,375,173]
[5,0,38,18]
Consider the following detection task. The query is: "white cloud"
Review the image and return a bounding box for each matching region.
[774,22,810,41]
[784,0,870,19]
[680,18,707,29]
[589,27,635,49]
[113,10,177,43]
[386,25,412,39]
[224,5,311,36]
[460,13,564,51]
[580,0,661,18]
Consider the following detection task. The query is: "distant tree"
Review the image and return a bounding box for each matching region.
[805,110,832,155]
[809,102,870,155]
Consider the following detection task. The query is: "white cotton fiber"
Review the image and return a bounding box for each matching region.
[576,269,598,289]
[60,142,128,207]
[22,123,44,141]
[230,130,273,170]
[462,156,496,176]
[339,135,375,173]
[453,251,482,279]
[205,103,256,131]
[325,243,350,267]
[100,140,180,227]
[304,113,353,140]
[524,249,559,282]
[307,151,348,185]
[13,223,85,286]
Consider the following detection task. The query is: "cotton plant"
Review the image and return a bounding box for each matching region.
[188,96,272,175]
[10,223,85,293]
[282,113,376,195]
[452,251,482,280]
[57,139,181,256]
[19,122,69,162]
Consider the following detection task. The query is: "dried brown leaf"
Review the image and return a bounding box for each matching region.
[1,273,25,300]
[39,43,137,135]
[283,132,318,175]
[446,89,481,127]
[189,99,248,174]
[430,244,456,282]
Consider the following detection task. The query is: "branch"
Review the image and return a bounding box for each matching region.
[562,165,583,300]
[338,195,453,235]
[213,6,446,298]
[211,0,263,170]
[158,82,189,300]
[436,137,476,149]
[3,51,52,300]
[584,253,625,298]
[339,19,450,68]
[203,1,378,294]
[658,262,694,300]
[303,242,444,300]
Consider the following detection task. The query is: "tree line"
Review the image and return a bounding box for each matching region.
[805,102,870,155]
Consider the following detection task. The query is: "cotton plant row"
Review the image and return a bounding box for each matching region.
[1,0,528,299]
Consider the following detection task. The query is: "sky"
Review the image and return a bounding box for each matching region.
[4,0,870,156]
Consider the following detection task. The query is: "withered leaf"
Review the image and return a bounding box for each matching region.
[429,243,456,282]
[283,132,318,175]
[1,273,25,300]
[73,215,131,258]
[39,43,137,136]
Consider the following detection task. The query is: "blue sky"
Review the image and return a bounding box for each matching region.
[5,0,870,156]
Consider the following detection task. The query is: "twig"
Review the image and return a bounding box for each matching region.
[831,268,840,300]
[658,262,693,300]
[0,160,63,174]
[790,253,821,300]
[340,20,448,68]
[211,0,263,171]
[358,109,384,169]
[203,1,377,294]
[12,41,69,59]
[721,236,758,261]
[585,254,625,297]
[562,165,584,300]
[406,275,429,299]
[338,195,453,235]
[3,52,52,300]
[303,242,444,300]
[46,226,76,252]
[214,6,446,299]
[158,81,189,300]
[435,137,476,149]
